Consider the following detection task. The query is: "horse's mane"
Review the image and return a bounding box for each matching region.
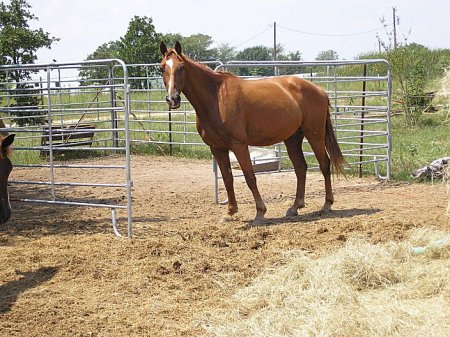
[176,51,237,80]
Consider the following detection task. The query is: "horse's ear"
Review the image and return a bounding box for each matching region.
[160,41,168,56]
[175,41,182,55]
[2,134,15,149]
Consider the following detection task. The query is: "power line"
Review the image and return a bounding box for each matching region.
[233,22,391,50]
[235,24,273,48]
[278,23,391,37]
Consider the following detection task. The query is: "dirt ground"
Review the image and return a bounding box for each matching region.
[1,155,449,337]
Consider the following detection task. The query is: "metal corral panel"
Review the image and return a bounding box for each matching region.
[0,60,133,237]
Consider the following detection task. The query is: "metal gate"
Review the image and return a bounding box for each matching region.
[121,60,391,204]
[211,60,391,202]
[121,63,221,156]
[0,60,133,237]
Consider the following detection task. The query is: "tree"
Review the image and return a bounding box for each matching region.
[385,44,429,126]
[162,33,217,61]
[235,46,273,76]
[214,43,236,63]
[277,49,303,75]
[315,50,339,61]
[80,16,163,87]
[375,9,431,126]
[86,41,121,60]
[377,10,431,126]
[180,34,216,60]
[118,16,160,65]
[161,33,184,51]
[79,41,121,85]
[117,16,161,88]
[0,0,58,126]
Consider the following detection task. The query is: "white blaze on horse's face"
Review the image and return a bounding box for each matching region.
[166,58,175,99]
[161,53,185,109]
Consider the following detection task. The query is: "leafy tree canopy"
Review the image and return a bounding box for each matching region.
[81,16,161,87]
[0,0,58,126]
[0,0,58,70]
[85,41,121,61]
[236,45,272,61]
[118,16,161,64]
[233,46,272,76]
[315,49,339,61]
[214,43,236,63]
[162,33,217,61]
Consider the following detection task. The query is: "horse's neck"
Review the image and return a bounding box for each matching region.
[182,59,220,115]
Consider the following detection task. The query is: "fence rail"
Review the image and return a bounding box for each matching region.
[0,59,133,237]
[0,58,391,235]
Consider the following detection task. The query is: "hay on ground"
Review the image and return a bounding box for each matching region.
[437,68,450,99]
[202,229,450,337]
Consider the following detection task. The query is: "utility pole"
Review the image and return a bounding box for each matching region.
[392,7,397,49]
[273,21,277,61]
[273,21,277,76]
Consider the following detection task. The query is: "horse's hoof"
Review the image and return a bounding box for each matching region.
[219,215,233,224]
[318,206,332,215]
[285,207,298,217]
[251,217,265,226]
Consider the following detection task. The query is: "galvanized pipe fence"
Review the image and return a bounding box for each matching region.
[117,62,223,154]
[0,59,391,236]
[120,60,391,204]
[0,60,133,237]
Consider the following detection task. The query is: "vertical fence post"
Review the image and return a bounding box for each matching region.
[359,64,367,178]
[213,158,219,204]
[168,107,173,156]
[46,66,56,200]
[109,65,118,149]
[125,81,133,239]
[39,76,44,109]
[333,65,338,131]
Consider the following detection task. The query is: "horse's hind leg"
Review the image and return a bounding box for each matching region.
[284,130,307,216]
[231,144,267,226]
[210,146,238,222]
[304,132,334,213]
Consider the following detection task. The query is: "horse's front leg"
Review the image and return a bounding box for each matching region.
[231,144,267,226]
[210,146,238,222]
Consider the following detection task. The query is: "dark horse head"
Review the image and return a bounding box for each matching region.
[0,134,15,224]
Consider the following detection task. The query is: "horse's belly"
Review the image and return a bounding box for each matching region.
[244,102,302,145]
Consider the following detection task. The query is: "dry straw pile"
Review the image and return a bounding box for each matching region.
[438,68,450,98]
[436,67,450,125]
[203,229,450,337]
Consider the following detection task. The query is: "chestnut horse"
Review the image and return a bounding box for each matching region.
[160,41,346,225]
[0,133,15,224]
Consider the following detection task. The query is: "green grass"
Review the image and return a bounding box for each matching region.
[389,111,450,180]
[10,98,449,182]
[126,107,450,182]
[5,73,449,182]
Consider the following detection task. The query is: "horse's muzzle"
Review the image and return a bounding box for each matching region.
[0,208,11,225]
[166,94,181,109]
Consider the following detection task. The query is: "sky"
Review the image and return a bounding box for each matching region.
[25,0,450,64]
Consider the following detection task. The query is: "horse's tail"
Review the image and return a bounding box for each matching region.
[325,105,347,176]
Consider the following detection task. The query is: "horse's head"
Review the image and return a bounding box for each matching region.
[0,134,15,224]
[160,41,185,109]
